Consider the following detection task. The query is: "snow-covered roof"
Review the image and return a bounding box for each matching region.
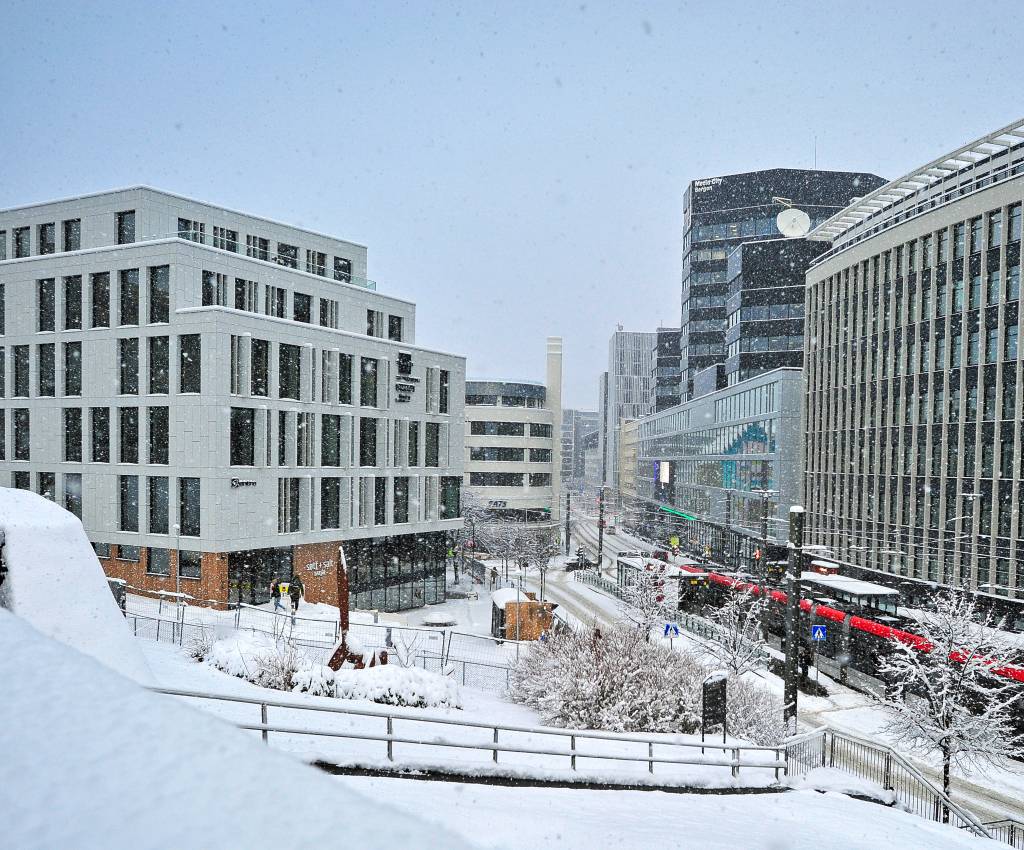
[800,571,899,597]
[0,610,472,849]
[491,587,528,608]
[0,488,150,683]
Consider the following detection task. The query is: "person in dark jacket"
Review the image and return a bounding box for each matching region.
[288,576,304,613]
[270,576,286,613]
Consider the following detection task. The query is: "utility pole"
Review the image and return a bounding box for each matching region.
[783,506,804,735]
[724,490,733,567]
[564,491,571,556]
[596,486,605,573]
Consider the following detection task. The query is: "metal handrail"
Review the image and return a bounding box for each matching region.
[785,726,993,839]
[153,686,785,781]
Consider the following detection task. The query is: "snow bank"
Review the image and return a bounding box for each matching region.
[792,766,898,805]
[207,633,461,708]
[0,488,150,683]
[0,610,473,850]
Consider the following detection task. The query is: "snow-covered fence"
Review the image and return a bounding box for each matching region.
[153,686,788,786]
[784,727,993,840]
[985,820,1024,850]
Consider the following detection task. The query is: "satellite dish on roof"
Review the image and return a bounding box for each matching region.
[776,207,811,238]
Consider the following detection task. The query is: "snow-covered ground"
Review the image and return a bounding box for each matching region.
[0,609,471,850]
[333,774,994,850]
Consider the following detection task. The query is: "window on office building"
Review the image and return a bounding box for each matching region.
[179,334,201,392]
[179,477,201,536]
[117,211,136,244]
[321,478,341,529]
[334,256,352,282]
[296,412,314,467]
[13,226,29,258]
[279,343,301,400]
[64,473,82,519]
[178,218,204,243]
[359,417,378,467]
[201,270,229,307]
[305,250,326,276]
[393,476,410,523]
[147,547,170,576]
[64,341,82,395]
[319,298,338,328]
[148,406,169,464]
[148,266,170,323]
[276,242,298,268]
[278,477,300,532]
[425,422,440,467]
[38,278,55,331]
[91,407,110,462]
[118,269,139,325]
[178,551,202,580]
[63,218,80,251]
[147,336,168,393]
[439,370,449,414]
[148,476,169,534]
[13,345,29,397]
[212,226,238,252]
[234,278,259,312]
[64,408,82,461]
[250,338,269,396]
[38,472,56,501]
[63,275,81,329]
[119,338,139,394]
[293,292,312,323]
[408,421,420,466]
[246,234,269,260]
[91,272,110,327]
[119,475,139,531]
[322,414,341,466]
[119,407,139,464]
[339,353,353,404]
[37,222,55,255]
[38,343,55,397]
[388,314,403,342]
[265,285,286,318]
[440,476,461,519]
[366,310,383,337]
[13,409,29,460]
[360,357,378,406]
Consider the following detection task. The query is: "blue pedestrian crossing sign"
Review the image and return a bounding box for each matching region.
[811,624,827,641]
[664,622,680,637]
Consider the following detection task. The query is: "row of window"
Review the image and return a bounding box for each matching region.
[0,209,359,288]
[464,394,546,408]
[726,335,804,357]
[468,447,552,462]
[0,335,197,398]
[466,472,552,487]
[279,475,461,532]
[468,421,551,437]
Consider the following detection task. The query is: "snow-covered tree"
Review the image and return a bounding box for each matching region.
[523,527,559,600]
[618,560,669,641]
[877,589,1023,814]
[707,587,770,676]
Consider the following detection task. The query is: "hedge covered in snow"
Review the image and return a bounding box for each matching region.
[201,634,460,709]
[509,626,783,744]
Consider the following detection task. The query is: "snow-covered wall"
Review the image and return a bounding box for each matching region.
[0,488,150,683]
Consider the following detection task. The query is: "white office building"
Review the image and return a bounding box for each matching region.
[0,187,465,611]
[463,338,563,524]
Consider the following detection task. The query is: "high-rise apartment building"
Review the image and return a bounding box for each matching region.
[0,187,465,611]
[681,168,886,400]
[651,327,682,410]
[804,120,1024,624]
[561,408,600,487]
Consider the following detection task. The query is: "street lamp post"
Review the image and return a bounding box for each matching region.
[783,506,804,735]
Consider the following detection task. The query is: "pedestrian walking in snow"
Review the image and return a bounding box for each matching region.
[289,576,304,614]
[270,576,286,614]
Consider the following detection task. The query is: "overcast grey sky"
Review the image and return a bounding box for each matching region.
[1,1,1019,407]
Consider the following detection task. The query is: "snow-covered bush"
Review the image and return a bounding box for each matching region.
[510,625,785,743]
[187,628,215,662]
[204,633,460,708]
[510,626,701,733]
[725,674,785,746]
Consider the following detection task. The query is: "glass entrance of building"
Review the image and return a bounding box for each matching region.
[228,548,293,605]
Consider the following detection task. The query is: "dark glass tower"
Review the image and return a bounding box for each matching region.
[680,168,886,400]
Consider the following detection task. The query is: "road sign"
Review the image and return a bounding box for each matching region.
[811,624,827,641]
[664,622,680,637]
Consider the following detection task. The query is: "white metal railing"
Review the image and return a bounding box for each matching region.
[154,686,787,782]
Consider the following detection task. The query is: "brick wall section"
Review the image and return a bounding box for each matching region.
[99,545,229,608]
[292,540,342,606]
